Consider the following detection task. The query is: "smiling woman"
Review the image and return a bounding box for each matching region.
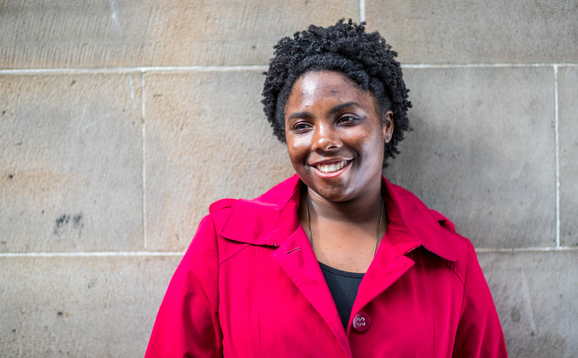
[145,20,508,357]
[286,71,392,274]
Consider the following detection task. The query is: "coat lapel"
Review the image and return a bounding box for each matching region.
[216,175,351,356]
[271,226,351,356]
[352,177,457,322]
[351,234,416,321]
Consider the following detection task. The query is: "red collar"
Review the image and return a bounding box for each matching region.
[383,179,457,261]
[213,174,456,262]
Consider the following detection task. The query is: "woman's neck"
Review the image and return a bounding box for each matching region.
[299,177,387,273]
[304,179,384,225]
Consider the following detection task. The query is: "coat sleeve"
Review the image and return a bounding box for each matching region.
[452,241,508,357]
[145,215,223,358]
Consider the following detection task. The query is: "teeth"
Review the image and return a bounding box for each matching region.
[316,160,348,173]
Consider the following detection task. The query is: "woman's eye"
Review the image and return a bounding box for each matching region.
[292,122,311,131]
[339,116,358,124]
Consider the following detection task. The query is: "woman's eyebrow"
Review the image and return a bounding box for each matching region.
[287,111,313,121]
[288,102,362,121]
[329,102,361,114]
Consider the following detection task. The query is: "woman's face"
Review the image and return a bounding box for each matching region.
[284,71,393,203]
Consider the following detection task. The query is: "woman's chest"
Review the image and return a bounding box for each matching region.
[216,244,464,358]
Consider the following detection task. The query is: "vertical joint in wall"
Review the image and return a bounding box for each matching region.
[553,65,560,248]
[141,71,148,250]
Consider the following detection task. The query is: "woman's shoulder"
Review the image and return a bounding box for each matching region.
[195,175,301,251]
[206,174,300,225]
[384,178,476,279]
[208,175,300,214]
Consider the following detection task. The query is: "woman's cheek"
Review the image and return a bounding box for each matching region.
[287,137,309,166]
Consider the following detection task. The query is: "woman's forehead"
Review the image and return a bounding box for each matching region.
[291,71,367,99]
[285,71,378,118]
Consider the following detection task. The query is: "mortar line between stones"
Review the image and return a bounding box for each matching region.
[359,0,366,23]
[554,65,560,248]
[141,71,148,250]
[475,246,576,252]
[1,246,575,258]
[1,63,577,75]
[0,252,185,257]
[0,66,269,74]
[403,63,578,69]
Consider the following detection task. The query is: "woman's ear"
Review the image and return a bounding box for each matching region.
[382,110,394,144]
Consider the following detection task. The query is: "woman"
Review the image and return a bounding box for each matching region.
[145,20,507,357]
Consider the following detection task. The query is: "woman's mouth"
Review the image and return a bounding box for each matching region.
[314,160,350,174]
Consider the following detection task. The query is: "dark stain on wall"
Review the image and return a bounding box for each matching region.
[53,213,84,238]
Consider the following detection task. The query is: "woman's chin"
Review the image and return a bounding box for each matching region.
[306,184,354,204]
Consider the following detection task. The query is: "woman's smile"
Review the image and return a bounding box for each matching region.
[284,70,394,203]
[312,159,350,174]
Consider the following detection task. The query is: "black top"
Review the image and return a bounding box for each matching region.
[318,261,365,331]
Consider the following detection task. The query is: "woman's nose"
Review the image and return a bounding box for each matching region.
[312,124,342,151]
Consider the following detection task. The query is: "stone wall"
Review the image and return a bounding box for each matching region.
[1,1,576,356]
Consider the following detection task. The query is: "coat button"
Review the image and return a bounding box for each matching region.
[352,312,370,332]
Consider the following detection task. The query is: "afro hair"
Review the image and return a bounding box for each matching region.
[262,19,412,167]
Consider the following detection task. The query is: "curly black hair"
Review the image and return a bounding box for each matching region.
[262,19,411,167]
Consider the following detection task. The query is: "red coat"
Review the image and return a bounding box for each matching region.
[146,175,507,357]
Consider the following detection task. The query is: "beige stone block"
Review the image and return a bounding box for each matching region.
[366,0,578,64]
[0,255,181,357]
[478,250,578,358]
[0,0,359,68]
[558,66,578,247]
[0,73,143,252]
[144,70,295,251]
[384,67,555,248]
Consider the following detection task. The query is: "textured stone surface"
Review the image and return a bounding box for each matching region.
[0,255,180,357]
[558,66,578,247]
[0,1,574,358]
[0,0,358,68]
[144,70,295,251]
[384,67,556,248]
[366,0,578,64]
[478,250,578,358]
[0,74,143,252]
